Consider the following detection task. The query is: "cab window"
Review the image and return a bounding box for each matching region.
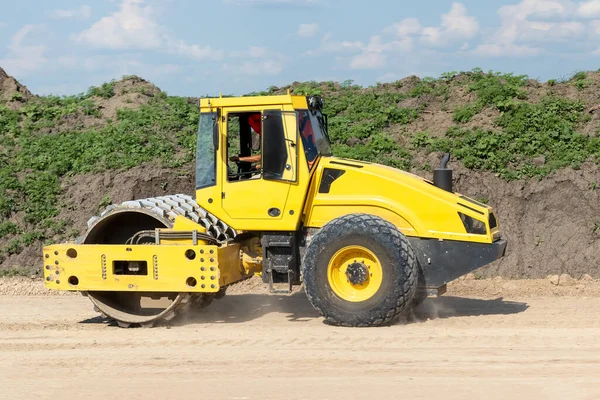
[226,110,291,182]
[297,110,319,170]
[226,112,262,181]
[262,110,288,180]
[196,112,218,189]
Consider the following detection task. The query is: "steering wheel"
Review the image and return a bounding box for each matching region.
[228,155,259,180]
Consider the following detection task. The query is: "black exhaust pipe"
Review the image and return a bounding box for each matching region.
[433,153,453,192]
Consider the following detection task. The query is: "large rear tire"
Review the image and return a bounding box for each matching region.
[302,214,418,327]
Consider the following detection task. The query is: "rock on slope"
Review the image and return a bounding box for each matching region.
[0,67,32,107]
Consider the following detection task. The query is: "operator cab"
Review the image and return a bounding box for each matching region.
[195,95,333,229]
[224,105,329,182]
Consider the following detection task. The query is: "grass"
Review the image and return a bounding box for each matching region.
[450,69,528,123]
[570,72,592,90]
[412,96,591,179]
[288,85,419,170]
[0,83,200,263]
[453,103,482,123]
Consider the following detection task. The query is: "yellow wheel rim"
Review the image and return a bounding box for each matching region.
[327,246,383,303]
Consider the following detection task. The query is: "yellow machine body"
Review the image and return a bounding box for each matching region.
[303,157,499,244]
[194,94,497,244]
[41,93,506,328]
[43,94,500,292]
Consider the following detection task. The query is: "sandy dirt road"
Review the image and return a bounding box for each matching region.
[1,279,600,400]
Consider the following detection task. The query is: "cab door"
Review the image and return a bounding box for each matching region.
[221,108,298,226]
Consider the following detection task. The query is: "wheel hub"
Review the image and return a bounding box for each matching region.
[345,262,369,285]
[327,246,382,303]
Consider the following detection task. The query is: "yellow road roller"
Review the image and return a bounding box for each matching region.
[43,94,507,327]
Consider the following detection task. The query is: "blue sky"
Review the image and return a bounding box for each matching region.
[2,0,600,96]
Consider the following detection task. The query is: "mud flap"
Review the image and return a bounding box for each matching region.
[407,238,508,289]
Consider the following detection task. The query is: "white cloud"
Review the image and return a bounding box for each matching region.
[499,0,571,20]
[474,0,588,57]
[54,5,91,19]
[73,0,162,49]
[578,0,600,17]
[526,21,585,40]
[167,39,224,61]
[297,23,319,38]
[384,3,479,48]
[223,60,283,76]
[116,60,183,78]
[229,46,269,58]
[56,53,183,78]
[306,1,600,62]
[349,35,413,70]
[304,33,363,55]
[0,24,47,75]
[323,40,363,53]
[224,46,285,76]
[390,18,421,37]
[589,19,600,34]
[350,52,386,70]
[73,0,224,61]
[224,0,323,6]
[421,27,443,46]
[421,3,480,46]
[56,54,112,71]
[441,3,480,38]
[308,28,414,69]
[474,43,541,57]
[248,46,269,58]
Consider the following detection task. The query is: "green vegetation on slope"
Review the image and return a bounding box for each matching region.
[407,70,598,179]
[2,68,600,270]
[272,69,599,180]
[451,69,528,123]
[0,83,200,263]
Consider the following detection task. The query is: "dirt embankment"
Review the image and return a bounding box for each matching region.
[412,153,600,279]
[3,68,600,279]
[1,163,195,273]
[0,67,32,107]
[455,163,600,279]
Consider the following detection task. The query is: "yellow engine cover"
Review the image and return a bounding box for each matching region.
[303,157,500,244]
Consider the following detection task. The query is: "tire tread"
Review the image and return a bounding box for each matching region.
[302,213,417,327]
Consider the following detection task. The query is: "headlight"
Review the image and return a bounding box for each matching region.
[458,212,487,235]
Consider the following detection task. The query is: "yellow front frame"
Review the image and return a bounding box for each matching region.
[43,243,246,293]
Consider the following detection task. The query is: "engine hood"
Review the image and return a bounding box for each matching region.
[303,157,499,244]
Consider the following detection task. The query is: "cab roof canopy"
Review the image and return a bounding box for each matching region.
[199,94,323,111]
